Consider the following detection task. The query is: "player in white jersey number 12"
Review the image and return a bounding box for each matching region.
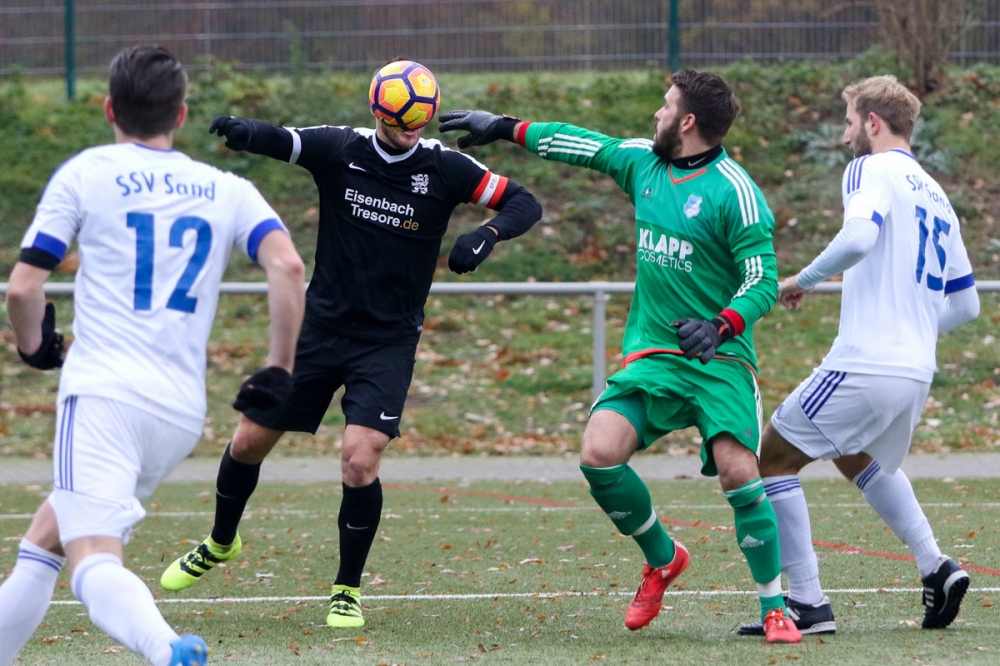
[736,76,980,638]
[0,46,305,665]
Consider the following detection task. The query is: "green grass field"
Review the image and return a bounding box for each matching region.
[2,477,998,664]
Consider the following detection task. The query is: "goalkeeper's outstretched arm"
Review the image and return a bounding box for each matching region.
[439,110,637,188]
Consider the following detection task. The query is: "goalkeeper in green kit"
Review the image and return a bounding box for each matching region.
[440,70,801,643]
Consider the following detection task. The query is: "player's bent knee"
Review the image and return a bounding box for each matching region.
[343,458,379,487]
[580,411,638,468]
[64,536,124,574]
[231,417,284,463]
[25,501,64,556]
[579,440,631,468]
[341,425,390,485]
[833,453,874,481]
[342,449,383,487]
[758,423,810,477]
[712,437,760,491]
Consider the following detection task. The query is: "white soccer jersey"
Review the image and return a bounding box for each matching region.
[20,143,286,433]
[820,149,974,382]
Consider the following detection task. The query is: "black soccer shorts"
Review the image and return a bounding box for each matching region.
[242,319,416,438]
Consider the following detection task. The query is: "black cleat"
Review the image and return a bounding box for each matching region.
[921,556,970,629]
[737,595,837,636]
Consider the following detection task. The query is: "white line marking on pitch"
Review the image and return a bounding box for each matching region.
[2,501,996,521]
[46,587,1000,606]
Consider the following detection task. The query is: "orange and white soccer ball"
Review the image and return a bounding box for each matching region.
[369,60,441,131]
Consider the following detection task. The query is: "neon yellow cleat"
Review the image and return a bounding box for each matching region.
[326,584,365,628]
[160,534,242,591]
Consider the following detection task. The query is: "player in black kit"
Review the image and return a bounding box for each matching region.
[160,63,542,628]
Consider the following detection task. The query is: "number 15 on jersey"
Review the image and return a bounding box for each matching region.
[915,205,950,291]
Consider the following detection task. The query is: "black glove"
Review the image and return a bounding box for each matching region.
[448,226,497,274]
[670,317,735,364]
[438,110,519,149]
[209,116,254,151]
[18,303,64,370]
[233,366,293,412]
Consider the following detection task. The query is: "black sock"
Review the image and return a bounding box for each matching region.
[210,443,262,546]
[334,478,383,588]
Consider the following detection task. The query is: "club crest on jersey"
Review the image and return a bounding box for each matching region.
[411,173,429,194]
[683,194,702,218]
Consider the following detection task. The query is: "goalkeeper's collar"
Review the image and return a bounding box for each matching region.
[670,145,723,170]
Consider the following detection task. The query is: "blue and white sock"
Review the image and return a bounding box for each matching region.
[763,475,824,605]
[72,553,178,666]
[0,539,66,665]
[854,461,942,578]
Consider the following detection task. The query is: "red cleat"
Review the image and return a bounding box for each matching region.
[624,541,690,631]
[763,607,803,644]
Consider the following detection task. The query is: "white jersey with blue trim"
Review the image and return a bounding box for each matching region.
[820,149,974,382]
[20,143,286,433]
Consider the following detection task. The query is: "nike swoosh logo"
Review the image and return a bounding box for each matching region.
[345,524,368,531]
[472,240,486,255]
[688,156,707,166]
[348,162,366,172]
[380,412,399,420]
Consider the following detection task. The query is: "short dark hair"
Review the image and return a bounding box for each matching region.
[109,45,186,138]
[670,69,740,145]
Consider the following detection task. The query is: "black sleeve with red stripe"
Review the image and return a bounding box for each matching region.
[469,171,542,242]
[485,180,542,241]
[444,150,542,241]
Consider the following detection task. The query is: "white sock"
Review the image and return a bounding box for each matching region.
[0,539,67,666]
[854,460,942,578]
[763,476,824,605]
[71,553,178,666]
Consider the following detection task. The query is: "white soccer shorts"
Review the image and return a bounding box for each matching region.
[770,369,930,474]
[47,394,200,545]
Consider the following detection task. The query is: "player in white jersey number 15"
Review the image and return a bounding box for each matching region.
[736,76,980,638]
[0,46,305,666]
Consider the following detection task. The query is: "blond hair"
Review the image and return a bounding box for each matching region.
[841,75,921,140]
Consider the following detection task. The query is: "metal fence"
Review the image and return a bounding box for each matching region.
[4,280,999,402]
[2,1,998,78]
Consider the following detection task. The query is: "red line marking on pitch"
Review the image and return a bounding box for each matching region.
[384,487,1000,576]
[661,518,1000,577]
[383,483,576,507]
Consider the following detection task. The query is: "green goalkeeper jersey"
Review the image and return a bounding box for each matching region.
[519,122,777,369]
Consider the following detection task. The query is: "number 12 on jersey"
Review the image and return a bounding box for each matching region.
[127,212,213,313]
[915,205,950,291]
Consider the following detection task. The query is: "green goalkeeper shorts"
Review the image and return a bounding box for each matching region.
[592,352,762,477]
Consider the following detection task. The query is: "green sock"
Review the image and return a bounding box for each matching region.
[759,593,785,619]
[725,478,785,621]
[580,463,675,568]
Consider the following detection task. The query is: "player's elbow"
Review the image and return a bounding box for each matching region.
[6,264,47,307]
[272,250,305,285]
[959,289,981,325]
[761,275,779,309]
[258,234,306,284]
[844,237,876,263]
[524,194,543,225]
[5,282,29,308]
[843,217,880,258]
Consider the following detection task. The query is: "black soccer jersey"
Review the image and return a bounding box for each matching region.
[284,126,516,345]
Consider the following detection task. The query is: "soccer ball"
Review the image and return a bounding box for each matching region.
[369,61,441,132]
